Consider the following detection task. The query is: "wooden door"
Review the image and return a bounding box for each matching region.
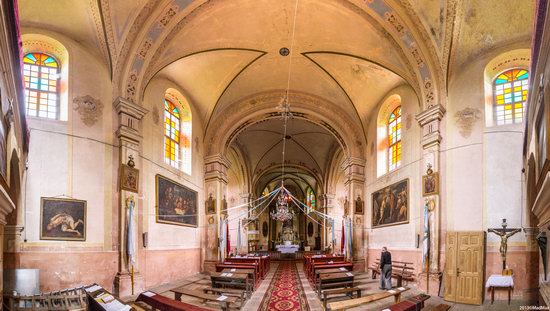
[444,231,485,305]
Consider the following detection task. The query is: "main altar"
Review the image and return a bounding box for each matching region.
[275,228,299,254]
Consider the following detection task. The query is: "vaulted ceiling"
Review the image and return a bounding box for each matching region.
[18,0,535,179]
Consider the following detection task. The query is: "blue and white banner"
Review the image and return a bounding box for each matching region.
[422,202,430,272]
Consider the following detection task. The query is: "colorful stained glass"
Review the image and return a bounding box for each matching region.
[388,106,402,171]
[164,99,181,168]
[307,188,316,210]
[494,69,528,125]
[23,53,59,119]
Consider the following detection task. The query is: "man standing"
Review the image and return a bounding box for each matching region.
[380,246,392,290]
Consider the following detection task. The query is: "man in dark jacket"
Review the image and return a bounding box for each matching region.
[380,246,392,289]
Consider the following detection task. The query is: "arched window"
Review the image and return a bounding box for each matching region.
[307,188,315,210]
[23,52,59,119]
[164,99,180,168]
[388,106,402,171]
[494,69,528,125]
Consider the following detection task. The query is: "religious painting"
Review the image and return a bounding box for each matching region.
[354,195,363,214]
[40,197,86,241]
[119,164,139,193]
[307,222,314,237]
[422,172,439,196]
[156,174,198,227]
[371,179,409,228]
[205,193,216,214]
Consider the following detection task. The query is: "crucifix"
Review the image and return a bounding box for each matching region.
[488,218,522,270]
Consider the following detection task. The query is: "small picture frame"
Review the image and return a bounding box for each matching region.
[120,164,139,193]
[422,172,439,196]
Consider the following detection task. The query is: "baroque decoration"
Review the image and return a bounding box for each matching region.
[455,107,480,138]
[73,95,104,126]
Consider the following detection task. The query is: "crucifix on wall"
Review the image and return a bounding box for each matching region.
[488,218,522,270]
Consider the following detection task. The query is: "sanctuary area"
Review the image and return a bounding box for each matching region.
[0,0,549,310]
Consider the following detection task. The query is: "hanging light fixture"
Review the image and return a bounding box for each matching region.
[270,190,294,222]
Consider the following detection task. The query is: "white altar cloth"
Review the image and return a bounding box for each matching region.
[486,274,514,288]
[275,244,299,254]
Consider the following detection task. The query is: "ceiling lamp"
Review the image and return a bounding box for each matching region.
[270,191,294,222]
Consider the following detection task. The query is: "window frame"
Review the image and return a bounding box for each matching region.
[387,106,402,172]
[164,99,181,169]
[23,52,61,120]
[492,68,528,126]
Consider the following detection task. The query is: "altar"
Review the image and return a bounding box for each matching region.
[275,242,299,254]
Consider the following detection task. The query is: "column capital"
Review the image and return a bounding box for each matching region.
[205,154,231,184]
[416,104,446,149]
[114,97,148,144]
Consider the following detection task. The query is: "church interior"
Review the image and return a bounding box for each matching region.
[0,0,549,310]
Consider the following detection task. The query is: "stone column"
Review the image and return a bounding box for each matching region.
[319,193,335,250]
[341,157,366,270]
[415,104,445,294]
[203,154,230,272]
[113,97,148,296]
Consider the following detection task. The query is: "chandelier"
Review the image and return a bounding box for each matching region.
[270,191,294,222]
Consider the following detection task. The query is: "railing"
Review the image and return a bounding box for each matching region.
[249,250,325,260]
[3,286,88,310]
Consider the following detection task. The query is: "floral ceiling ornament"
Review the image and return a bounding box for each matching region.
[455,107,481,138]
[73,95,103,126]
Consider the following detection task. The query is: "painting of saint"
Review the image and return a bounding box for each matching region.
[40,197,86,241]
[120,164,139,193]
[206,193,216,214]
[156,174,198,227]
[422,172,439,196]
[354,195,363,214]
[371,179,409,228]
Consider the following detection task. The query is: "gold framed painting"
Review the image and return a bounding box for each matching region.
[371,179,409,228]
[40,197,86,241]
[422,172,439,196]
[156,174,198,227]
[120,164,139,193]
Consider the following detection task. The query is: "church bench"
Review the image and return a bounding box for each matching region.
[369,259,413,279]
[220,268,257,287]
[384,293,430,311]
[326,287,410,311]
[306,256,345,272]
[321,286,361,310]
[310,262,353,281]
[216,263,260,281]
[224,258,265,278]
[430,303,451,311]
[370,259,415,286]
[136,291,217,311]
[312,267,350,288]
[202,286,247,308]
[170,287,238,311]
[210,272,253,297]
[309,260,347,275]
[317,272,355,296]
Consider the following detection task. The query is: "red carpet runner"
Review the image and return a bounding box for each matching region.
[259,261,309,311]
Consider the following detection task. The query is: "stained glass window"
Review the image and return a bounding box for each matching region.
[388,106,402,171]
[164,99,180,168]
[494,69,528,125]
[307,188,316,210]
[23,53,59,119]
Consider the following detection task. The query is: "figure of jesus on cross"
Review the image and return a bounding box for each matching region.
[488,218,522,270]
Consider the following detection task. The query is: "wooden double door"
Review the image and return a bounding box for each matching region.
[444,231,486,305]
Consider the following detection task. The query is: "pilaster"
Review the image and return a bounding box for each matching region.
[341,157,366,266]
[113,97,148,296]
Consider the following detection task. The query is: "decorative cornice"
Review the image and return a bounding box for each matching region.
[415,104,446,126]
[114,96,148,120]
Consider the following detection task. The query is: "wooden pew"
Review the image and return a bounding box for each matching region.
[313,267,350,288]
[326,287,410,311]
[321,287,361,310]
[431,304,451,311]
[225,258,265,278]
[220,268,256,287]
[369,259,415,286]
[216,263,260,282]
[385,293,431,311]
[170,287,238,311]
[309,260,347,277]
[306,256,345,273]
[136,291,217,311]
[210,272,253,297]
[310,262,353,281]
[202,287,247,308]
[317,272,355,296]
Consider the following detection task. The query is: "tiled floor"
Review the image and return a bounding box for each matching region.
[143,261,531,311]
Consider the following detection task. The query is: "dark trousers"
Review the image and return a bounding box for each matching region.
[380,264,392,289]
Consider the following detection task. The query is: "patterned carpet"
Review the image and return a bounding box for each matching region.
[259,261,309,311]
